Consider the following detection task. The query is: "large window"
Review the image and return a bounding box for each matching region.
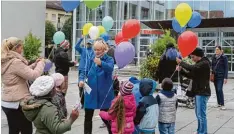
[129,3,137,19]
[96,2,105,21]
[194,1,209,18]
[165,1,178,19]
[109,1,117,21]
[225,1,234,17]
[140,1,150,20]
[209,1,225,18]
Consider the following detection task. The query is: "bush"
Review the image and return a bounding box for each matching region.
[23,32,42,61]
[45,20,56,46]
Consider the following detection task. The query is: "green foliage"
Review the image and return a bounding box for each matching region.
[23,32,42,61]
[139,55,160,80]
[223,47,232,54]
[62,16,72,43]
[150,30,177,56]
[45,20,56,45]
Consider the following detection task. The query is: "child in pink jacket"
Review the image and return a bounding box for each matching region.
[99,80,136,134]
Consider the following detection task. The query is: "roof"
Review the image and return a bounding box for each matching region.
[142,17,234,29]
[46,1,64,11]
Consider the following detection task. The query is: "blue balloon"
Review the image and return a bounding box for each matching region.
[100,33,109,42]
[61,0,80,12]
[172,18,186,33]
[188,11,202,28]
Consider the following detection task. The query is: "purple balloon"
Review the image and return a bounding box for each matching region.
[114,42,135,69]
[44,60,53,72]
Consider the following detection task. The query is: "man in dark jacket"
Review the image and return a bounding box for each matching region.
[54,40,77,94]
[176,47,211,134]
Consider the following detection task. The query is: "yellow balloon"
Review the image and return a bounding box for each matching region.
[97,26,106,36]
[175,3,192,27]
[83,23,93,36]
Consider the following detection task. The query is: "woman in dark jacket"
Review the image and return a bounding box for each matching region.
[211,46,228,110]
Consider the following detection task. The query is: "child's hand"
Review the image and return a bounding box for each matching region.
[79,81,84,87]
[70,109,79,123]
[94,57,101,66]
[73,61,78,65]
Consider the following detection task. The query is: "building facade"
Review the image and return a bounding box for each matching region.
[72,0,234,73]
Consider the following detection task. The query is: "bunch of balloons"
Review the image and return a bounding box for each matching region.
[172,3,202,33]
[172,3,201,58]
[82,16,114,41]
[114,19,140,69]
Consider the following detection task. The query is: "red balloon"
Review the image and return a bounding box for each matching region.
[178,31,198,58]
[115,31,128,45]
[122,19,141,39]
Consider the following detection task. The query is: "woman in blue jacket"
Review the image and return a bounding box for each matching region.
[211,46,228,110]
[84,39,114,134]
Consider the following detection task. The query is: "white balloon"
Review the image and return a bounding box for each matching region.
[89,26,99,40]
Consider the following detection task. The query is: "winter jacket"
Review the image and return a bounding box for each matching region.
[21,97,72,134]
[156,90,177,123]
[84,54,115,109]
[54,47,75,76]
[1,51,45,102]
[180,57,211,96]
[134,79,158,133]
[107,46,116,64]
[129,77,141,106]
[99,94,136,134]
[156,48,182,83]
[75,38,95,82]
[211,54,228,79]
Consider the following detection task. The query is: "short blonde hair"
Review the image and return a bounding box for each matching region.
[93,40,108,52]
[1,37,23,58]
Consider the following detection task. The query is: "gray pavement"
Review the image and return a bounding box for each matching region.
[1,70,234,134]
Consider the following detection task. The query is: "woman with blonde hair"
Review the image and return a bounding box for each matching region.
[1,37,45,134]
[84,39,114,134]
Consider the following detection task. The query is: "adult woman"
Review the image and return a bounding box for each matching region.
[84,39,114,134]
[1,37,45,134]
[211,46,228,110]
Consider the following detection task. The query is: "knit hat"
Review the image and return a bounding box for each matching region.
[161,78,173,91]
[51,73,64,87]
[60,40,70,49]
[29,76,54,97]
[190,47,204,57]
[120,81,134,96]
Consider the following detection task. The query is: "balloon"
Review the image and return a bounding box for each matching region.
[100,33,109,42]
[188,11,202,28]
[175,3,192,27]
[44,59,53,72]
[89,26,99,40]
[61,0,80,12]
[84,0,104,9]
[115,31,128,45]
[97,26,106,36]
[53,31,65,45]
[114,42,135,69]
[172,18,186,33]
[102,16,114,31]
[178,31,198,57]
[122,19,140,39]
[83,23,93,36]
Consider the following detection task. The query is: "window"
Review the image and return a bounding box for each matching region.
[165,1,178,19]
[140,1,150,20]
[52,14,56,22]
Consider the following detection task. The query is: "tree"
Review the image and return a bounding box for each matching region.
[45,20,56,46]
[23,32,42,61]
[62,16,72,43]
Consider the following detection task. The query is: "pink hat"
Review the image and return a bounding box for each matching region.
[60,40,70,49]
[51,73,64,87]
[120,81,134,96]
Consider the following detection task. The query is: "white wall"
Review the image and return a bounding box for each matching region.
[2,1,46,56]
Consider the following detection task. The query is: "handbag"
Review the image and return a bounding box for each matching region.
[210,58,220,82]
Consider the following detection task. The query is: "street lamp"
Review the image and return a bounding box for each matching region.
[57,17,62,31]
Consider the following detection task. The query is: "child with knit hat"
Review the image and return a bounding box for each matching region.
[54,40,77,94]
[99,80,137,134]
[21,76,79,134]
[156,78,178,134]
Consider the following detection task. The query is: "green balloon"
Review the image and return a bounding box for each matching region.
[84,0,104,9]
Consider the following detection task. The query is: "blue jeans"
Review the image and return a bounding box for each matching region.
[158,122,175,134]
[214,79,224,105]
[195,95,209,134]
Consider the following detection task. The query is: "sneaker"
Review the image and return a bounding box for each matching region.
[220,106,226,110]
[99,123,106,128]
[214,104,221,108]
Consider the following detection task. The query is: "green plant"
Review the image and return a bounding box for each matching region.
[150,30,176,56]
[23,32,42,61]
[139,55,160,80]
[62,16,72,43]
[45,20,56,46]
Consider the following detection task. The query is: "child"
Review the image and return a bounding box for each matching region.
[99,80,136,134]
[156,78,177,134]
[54,40,77,94]
[134,78,158,134]
[21,76,79,134]
[75,36,94,106]
[51,73,67,119]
